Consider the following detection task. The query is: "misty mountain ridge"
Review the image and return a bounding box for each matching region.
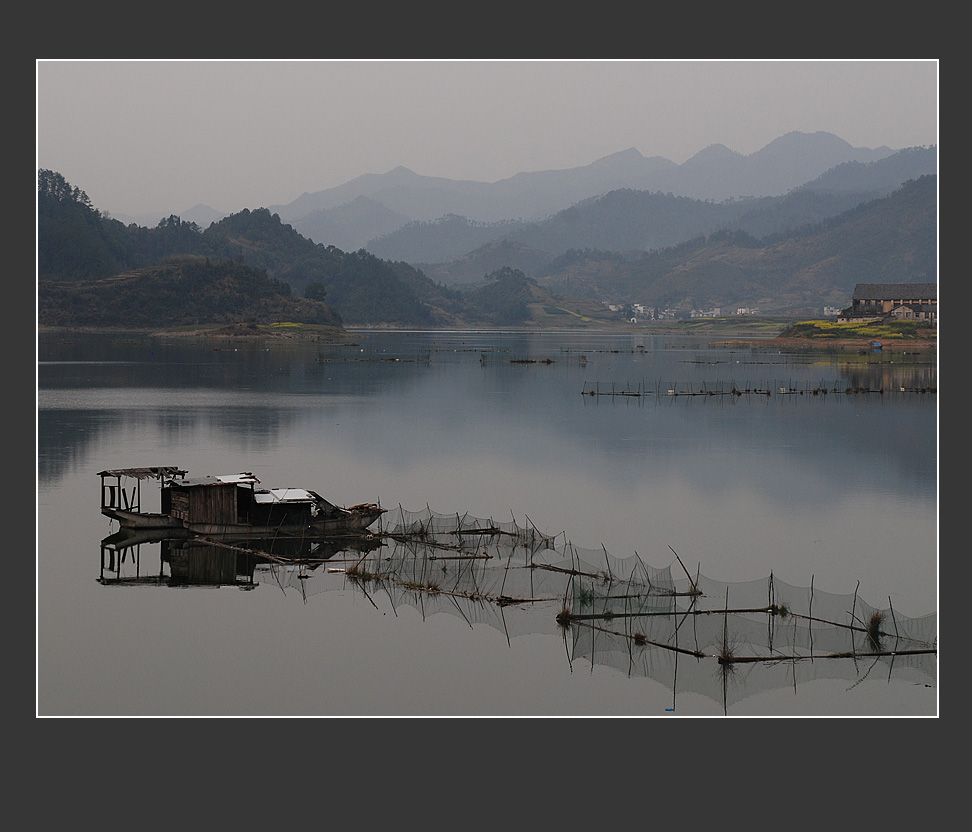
[114,130,910,233]
[275,131,900,225]
[281,131,925,259]
[370,145,937,269]
[286,196,411,253]
[79,130,934,322]
[38,163,936,327]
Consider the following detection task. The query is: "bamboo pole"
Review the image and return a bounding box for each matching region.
[668,545,699,595]
[719,648,936,664]
[564,605,777,621]
[567,619,934,664]
[889,596,900,640]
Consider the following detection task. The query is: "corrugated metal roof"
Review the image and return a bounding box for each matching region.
[253,488,316,504]
[213,472,260,484]
[98,466,186,479]
[175,472,261,487]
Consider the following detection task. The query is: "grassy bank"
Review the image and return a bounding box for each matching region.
[151,321,351,341]
[779,320,936,341]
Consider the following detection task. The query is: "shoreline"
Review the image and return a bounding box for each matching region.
[712,336,936,355]
[37,324,937,356]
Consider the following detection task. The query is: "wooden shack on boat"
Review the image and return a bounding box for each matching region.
[99,466,384,535]
[165,472,261,527]
[99,467,262,530]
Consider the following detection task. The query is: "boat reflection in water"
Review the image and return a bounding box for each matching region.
[98,506,937,714]
[98,526,382,591]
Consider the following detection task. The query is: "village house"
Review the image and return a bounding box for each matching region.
[838,282,937,324]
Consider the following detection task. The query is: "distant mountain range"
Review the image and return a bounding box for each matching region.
[530,174,937,316]
[273,132,925,255]
[39,155,937,327]
[118,132,933,256]
[372,145,938,270]
[274,131,895,223]
[62,131,935,326]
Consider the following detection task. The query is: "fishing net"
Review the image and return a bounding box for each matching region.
[101,503,937,712]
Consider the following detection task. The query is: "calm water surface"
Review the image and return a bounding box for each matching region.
[37,330,938,715]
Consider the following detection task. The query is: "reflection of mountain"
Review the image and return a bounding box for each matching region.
[36,333,424,488]
[37,403,301,489]
[99,506,935,714]
[38,408,119,488]
[39,332,937,501]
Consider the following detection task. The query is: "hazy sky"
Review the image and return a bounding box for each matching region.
[36,59,938,221]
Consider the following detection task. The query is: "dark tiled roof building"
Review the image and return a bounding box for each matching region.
[842,282,937,323]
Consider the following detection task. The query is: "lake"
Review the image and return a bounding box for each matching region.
[36,329,938,716]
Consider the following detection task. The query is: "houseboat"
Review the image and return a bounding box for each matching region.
[99,466,384,537]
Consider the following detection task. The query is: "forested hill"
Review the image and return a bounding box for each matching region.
[531,174,938,315]
[37,169,937,327]
[37,170,465,327]
[38,257,345,329]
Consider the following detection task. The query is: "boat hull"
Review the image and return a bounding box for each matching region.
[101,525,193,549]
[102,507,181,530]
[186,510,384,537]
[103,506,384,536]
